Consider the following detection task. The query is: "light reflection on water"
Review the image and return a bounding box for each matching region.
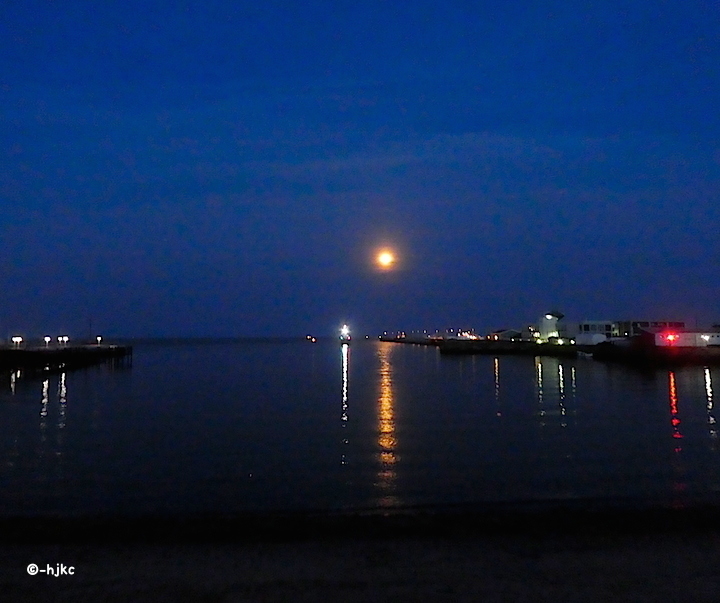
[706,368,717,443]
[3,341,720,515]
[340,343,349,466]
[493,357,500,416]
[534,357,576,430]
[375,343,399,507]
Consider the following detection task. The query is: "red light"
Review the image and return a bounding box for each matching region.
[666,333,677,342]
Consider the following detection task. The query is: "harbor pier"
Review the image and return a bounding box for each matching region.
[0,343,132,371]
[379,334,578,357]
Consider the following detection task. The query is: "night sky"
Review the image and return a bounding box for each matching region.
[2,1,719,338]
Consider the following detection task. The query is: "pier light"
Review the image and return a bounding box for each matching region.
[62,336,69,344]
[44,336,51,346]
[96,336,102,344]
[11,336,22,347]
[57,336,63,344]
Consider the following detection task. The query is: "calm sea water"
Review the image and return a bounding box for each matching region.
[1,339,719,516]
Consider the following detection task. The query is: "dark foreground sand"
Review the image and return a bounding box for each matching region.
[2,506,720,602]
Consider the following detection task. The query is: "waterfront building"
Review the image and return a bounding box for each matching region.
[489,329,523,341]
[575,320,614,345]
[537,311,564,342]
[614,320,686,337]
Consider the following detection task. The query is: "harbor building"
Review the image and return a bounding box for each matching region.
[614,320,686,337]
[571,319,687,343]
[489,329,524,341]
[537,311,564,343]
[574,320,614,345]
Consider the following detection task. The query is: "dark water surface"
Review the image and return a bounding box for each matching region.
[1,339,719,516]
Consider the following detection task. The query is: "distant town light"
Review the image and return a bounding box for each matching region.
[57,336,63,343]
[96,336,102,344]
[11,336,22,346]
[44,336,51,346]
[62,336,69,344]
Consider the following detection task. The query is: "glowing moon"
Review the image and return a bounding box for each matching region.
[376,250,396,270]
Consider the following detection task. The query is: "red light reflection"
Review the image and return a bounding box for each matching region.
[669,371,683,442]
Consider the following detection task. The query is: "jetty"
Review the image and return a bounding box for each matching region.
[437,338,577,357]
[378,334,439,346]
[0,344,132,371]
[379,335,577,357]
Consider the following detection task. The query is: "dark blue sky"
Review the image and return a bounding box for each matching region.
[2,0,719,337]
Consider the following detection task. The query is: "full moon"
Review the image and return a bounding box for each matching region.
[376,250,396,270]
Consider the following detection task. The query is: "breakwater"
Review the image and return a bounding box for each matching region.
[379,335,577,357]
[438,338,577,357]
[378,335,439,346]
[380,333,720,366]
